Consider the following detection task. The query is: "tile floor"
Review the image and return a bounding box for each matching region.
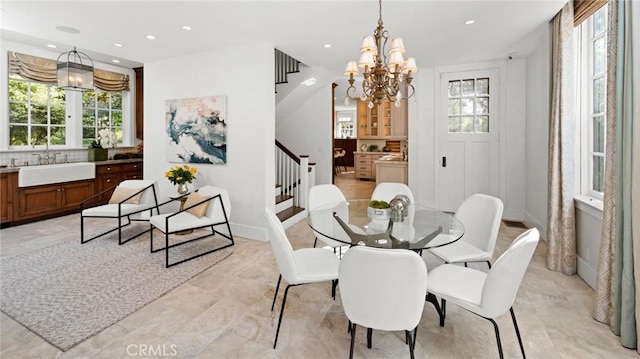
[0,175,637,358]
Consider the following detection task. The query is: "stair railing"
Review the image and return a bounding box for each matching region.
[275,140,313,210]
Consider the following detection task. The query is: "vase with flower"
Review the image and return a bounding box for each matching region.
[165,165,197,194]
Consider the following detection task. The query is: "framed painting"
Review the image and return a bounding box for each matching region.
[165,95,227,164]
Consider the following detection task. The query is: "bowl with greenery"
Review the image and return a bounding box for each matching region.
[368,199,390,220]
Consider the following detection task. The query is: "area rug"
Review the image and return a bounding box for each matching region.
[0,226,233,351]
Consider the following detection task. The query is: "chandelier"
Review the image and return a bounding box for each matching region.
[56,47,94,91]
[344,0,418,108]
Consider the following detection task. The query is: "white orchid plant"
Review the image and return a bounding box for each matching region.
[90,128,117,149]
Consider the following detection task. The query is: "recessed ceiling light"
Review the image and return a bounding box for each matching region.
[46,44,57,49]
[112,59,120,63]
[324,44,331,48]
[114,43,124,47]
[465,19,475,25]
[182,25,191,31]
[146,35,155,40]
[301,77,317,86]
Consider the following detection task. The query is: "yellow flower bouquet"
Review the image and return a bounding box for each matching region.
[165,165,197,185]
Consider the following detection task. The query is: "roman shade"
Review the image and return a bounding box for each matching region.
[9,52,130,92]
[574,0,608,26]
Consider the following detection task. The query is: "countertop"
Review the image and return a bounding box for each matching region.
[0,158,143,174]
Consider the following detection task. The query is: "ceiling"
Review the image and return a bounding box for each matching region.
[1,0,565,87]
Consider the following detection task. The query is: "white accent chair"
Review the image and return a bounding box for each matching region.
[308,184,351,251]
[339,246,427,359]
[427,228,539,359]
[264,207,339,349]
[80,179,159,245]
[370,182,415,204]
[428,193,503,268]
[149,185,234,268]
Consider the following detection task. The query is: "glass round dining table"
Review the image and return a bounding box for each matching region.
[307,199,464,250]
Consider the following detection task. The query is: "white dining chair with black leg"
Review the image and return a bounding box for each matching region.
[370,182,415,204]
[264,207,339,349]
[308,184,353,254]
[427,228,539,359]
[428,193,503,268]
[339,246,427,359]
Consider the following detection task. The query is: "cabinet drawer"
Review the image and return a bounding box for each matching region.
[122,162,142,172]
[356,164,371,171]
[96,164,122,175]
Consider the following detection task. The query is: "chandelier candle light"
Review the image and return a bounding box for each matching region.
[344,0,418,108]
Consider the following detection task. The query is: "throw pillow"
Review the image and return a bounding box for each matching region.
[109,186,144,204]
[184,192,211,218]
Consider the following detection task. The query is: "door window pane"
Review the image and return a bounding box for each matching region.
[447,77,491,133]
[593,77,605,114]
[592,156,604,192]
[593,115,605,153]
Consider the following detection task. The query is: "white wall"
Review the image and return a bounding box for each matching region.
[144,41,274,241]
[412,60,527,218]
[524,26,551,236]
[276,81,333,185]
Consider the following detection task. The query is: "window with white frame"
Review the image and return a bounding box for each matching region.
[8,76,67,146]
[447,77,490,133]
[82,90,123,146]
[576,4,607,199]
[7,51,131,150]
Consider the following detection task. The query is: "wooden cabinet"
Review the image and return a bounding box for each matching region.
[357,99,407,139]
[17,180,94,220]
[95,161,144,204]
[375,161,408,185]
[1,172,17,224]
[354,153,386,180]
[134,67,144,140]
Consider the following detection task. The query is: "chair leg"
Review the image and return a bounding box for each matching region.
[406,329,415,359]
[313,237,318,248]
[331,279,338,300]
[367,328,372,348]
[441,298,447,325]
[80,214,85,244]
[349,323,357,359]
[510,308,526,358]
[271,275,282,311]
[487,318,504,359]
[487,261,492,269]
[426,293,445,327]
[274,284,294,349]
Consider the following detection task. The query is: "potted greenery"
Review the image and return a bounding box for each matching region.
[367,199,391,220]
[88,140,108,161]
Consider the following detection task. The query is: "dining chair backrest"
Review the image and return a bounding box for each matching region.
[339,246,427,331]
[197,185,231,220]
[480,228,539,318]
[455,193,503,254]
[371,182,415,204]
[264,207,299,284]
[309,184,349,220]
[118,179,158,208]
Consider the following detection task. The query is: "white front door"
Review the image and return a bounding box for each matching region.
[438,69,500,212]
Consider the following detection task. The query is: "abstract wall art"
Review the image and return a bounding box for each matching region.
[165,95,227,164]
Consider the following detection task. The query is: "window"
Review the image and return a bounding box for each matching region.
[8,76,66,146]
[447,77,490,133]
[82,91,123,146]
[576,4,607,198]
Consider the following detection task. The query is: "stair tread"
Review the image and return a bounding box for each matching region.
[276,194,293,204]
[277,206,305,222]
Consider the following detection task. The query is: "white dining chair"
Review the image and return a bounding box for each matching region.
[308,184,350,251]
[428,193,503,268]
[264,207,340,349]
[427,228,539,359]
[370,182,415,204]
[339,246,427,359]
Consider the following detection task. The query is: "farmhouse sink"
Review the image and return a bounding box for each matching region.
[18,162,96,187]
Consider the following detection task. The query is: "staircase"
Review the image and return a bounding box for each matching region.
[274,49,300,93]
[275,140,315,228]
